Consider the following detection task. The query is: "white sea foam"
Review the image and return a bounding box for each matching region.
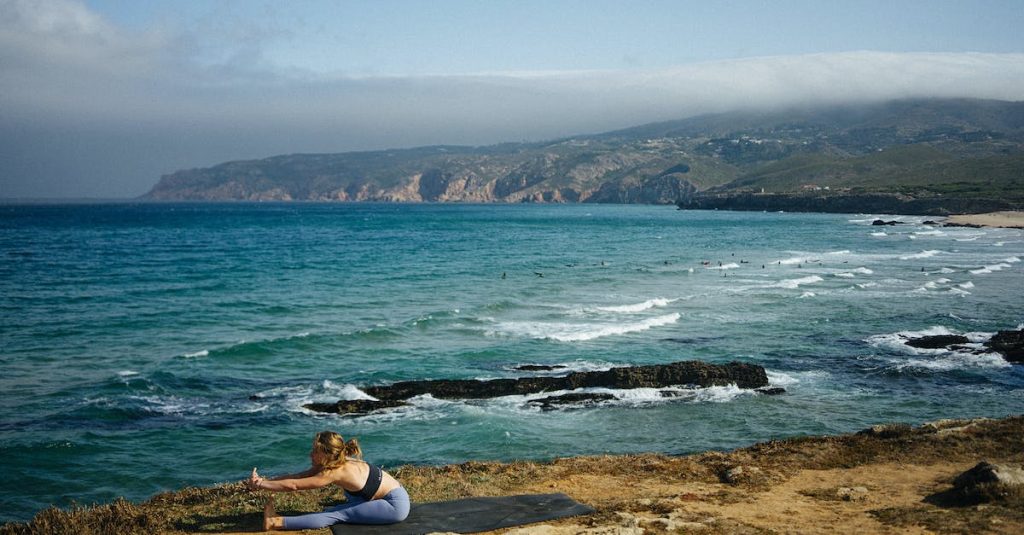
[835,272,856,278]
[866,326,956,355]
[182,350,209,358]
[769,275,823,289]
[594,298,675,313]
[826,250,852,256]
[937,267,956,274]
[117,370,139,377]
[708,263,740,270]
[1006,256,1021,263]
[798,291,816,298]
[765,369,832,387]
[256,380,377,417]
[900,250,942,260]
[765,370,799,387]
[871,232,887,237]
[853,267,874,275]
[959,281,975,289]
[886,351,1011,372]
[948,288,971,296]
[914,230,945,236]
[971,263,1012,274]
[489,312,681,342]
[856,282,878,289]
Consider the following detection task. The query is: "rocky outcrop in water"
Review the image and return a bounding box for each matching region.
[986,330,1024,363]
[304,360,770,415]
[902,329,1024,364]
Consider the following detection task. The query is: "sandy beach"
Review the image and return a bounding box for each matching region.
[4,416,1022,535]
[944,211,1024,229]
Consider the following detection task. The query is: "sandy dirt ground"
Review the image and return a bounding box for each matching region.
[4,417,1022,535]
[944,211,1024,229]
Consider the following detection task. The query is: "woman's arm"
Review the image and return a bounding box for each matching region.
[249,467,335,492]
[269,466,319,481]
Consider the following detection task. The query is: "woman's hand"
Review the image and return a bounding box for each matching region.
[246,467,264,491]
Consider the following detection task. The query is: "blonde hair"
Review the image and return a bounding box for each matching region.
[312,431,362,469]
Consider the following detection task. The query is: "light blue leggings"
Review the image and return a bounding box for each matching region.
[280,488,410,530]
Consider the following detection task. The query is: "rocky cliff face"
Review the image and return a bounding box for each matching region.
[143,141,707,204]
[142,99,1024,205]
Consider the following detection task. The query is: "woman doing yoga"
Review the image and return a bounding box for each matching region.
[246,431,410,531]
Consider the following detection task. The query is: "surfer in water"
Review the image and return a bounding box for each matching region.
[246,431,409,530]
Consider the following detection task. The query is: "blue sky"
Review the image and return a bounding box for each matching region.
[2,0,1024,198]
[87,0,1023,75]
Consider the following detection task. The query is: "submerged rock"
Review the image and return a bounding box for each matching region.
[303,399,407,414]
[872,219,903,226]
[906,334,970,349]
[528,393,616,411]
[305,360,770,415]
[514,364,569,372]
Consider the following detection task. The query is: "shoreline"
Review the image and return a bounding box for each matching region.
[943,211,1024,229]
[4,415,1022,534]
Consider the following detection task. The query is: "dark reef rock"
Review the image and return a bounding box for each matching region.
[755,387,787,396]
[906,334,971,349]
[305,360,770,414]
[872,219,903,226]
[363,361,769,401]
[528,393,616,411]
[985,329,1024,363]
[514,364,568,372]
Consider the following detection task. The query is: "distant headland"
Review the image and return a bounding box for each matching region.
[142,98,1024,213]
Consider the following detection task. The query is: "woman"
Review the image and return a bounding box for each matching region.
[246,431,410,531]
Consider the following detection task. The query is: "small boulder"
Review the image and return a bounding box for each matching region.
[836,486,869,502]
[755,387,786,395]
[859,423,913,438]
[954,462,1024,489]
[722,465,761,485]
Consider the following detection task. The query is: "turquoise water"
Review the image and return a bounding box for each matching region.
[1,202,1023,522]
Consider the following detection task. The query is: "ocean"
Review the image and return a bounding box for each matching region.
[1,202,1022,522]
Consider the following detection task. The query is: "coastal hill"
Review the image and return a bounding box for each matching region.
[142,98,1024,212]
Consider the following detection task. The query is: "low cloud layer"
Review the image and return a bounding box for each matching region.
[2,0,1023,198]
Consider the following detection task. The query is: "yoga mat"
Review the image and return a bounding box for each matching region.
[330,493,595,534]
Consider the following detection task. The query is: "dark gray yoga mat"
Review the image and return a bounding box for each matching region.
[329,493,595,534]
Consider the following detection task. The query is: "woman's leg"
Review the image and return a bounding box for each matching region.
[278,489,410,530]
[277,495,367,531]
[330,488,410,525]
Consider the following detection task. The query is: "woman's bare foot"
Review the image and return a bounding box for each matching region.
[263,498,283,531]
